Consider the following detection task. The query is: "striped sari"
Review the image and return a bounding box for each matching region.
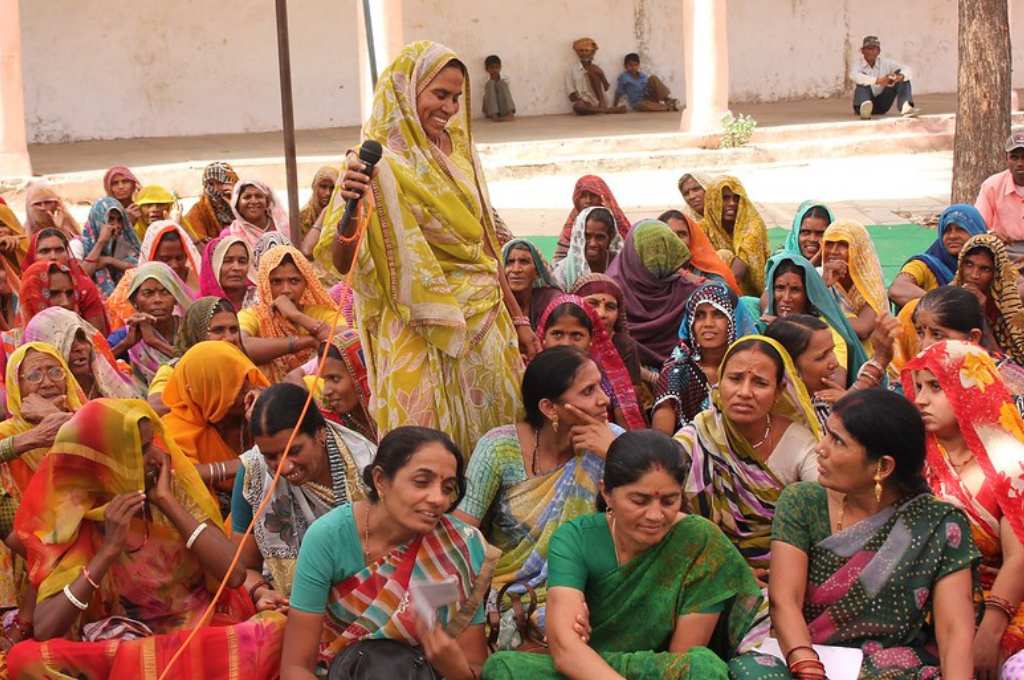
[319,514,497,666]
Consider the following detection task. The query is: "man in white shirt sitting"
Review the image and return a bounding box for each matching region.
[850,35,919,119]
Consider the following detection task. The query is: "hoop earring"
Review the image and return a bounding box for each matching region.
[874,462,883,504]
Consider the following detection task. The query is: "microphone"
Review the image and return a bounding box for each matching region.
[337,140,383,236]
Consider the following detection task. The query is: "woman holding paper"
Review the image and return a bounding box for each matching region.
[280,426,498,680]
[729,389,979,679]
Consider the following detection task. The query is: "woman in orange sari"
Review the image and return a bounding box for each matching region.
[161,341,270,506]
[7,399,284,679]
[903,340,1024,676]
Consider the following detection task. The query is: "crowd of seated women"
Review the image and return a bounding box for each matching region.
[0,140,1023,680]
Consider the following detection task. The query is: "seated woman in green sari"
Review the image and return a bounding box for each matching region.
[730,389,980,680]
[455,346,621,649]
[674,336,821,581]
[281,426,498,680]
[483,430,762,680]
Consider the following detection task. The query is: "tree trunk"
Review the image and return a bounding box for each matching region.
[951,0,1011,204]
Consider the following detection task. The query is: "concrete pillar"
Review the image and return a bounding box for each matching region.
[680,0,730,134]
[356,0,405,123]
[0,0,31,178]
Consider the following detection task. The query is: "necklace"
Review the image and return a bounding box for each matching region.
[835,493,848,531]
[531,425,543,476]
[362,502,372,563]
[751,414,772,449]
[944,444,975,474]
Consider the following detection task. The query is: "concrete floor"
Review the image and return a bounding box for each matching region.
[25,93,958,175]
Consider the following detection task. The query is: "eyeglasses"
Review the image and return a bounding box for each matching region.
[22,366,65,384]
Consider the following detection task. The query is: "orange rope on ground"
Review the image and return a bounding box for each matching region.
[157,203,367,679]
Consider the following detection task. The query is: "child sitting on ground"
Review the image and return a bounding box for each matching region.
[613,53,678,112]
[483,54,516,121]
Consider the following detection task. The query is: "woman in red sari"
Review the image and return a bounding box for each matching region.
[20,231,108,334]
[8,399,284,679]
[903,340,1024,677]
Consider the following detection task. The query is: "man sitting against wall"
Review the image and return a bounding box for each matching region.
[850,35,919,119]
[565,37,627,115]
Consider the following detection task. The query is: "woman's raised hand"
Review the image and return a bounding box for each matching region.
[102,492,146,555]
[565,404,615,456]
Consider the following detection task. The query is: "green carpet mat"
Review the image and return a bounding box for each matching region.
[522,224,934,286]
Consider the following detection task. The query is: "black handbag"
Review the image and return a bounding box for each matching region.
[327,639,441,680]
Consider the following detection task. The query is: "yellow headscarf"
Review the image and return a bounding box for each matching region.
[700,176,769,295]
[316,41,504,359]
[822,220,888,316]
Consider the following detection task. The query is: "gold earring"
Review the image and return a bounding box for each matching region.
[551,415,559,433]
[874,462,883,504]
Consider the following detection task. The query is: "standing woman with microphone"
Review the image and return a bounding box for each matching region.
[321,41,539,458]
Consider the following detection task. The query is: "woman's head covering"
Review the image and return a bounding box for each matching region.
[783,200,834,258]
[537,293,645,430]
[134,185,175,208]
[299,166,340,235]
[105,261,195,334]
[15,398,221,602]
[764,253,869,382]
[822,220,889,316]
[554,206,624,290]
[0,201,28,280]
[700,176,769,294]
[252,230,292,270]
[571,273,627,334]
[200,235,254,300]
[607,219,699,361]
[555,176,631,259]
[223,179,291,251]
[953,233,1024,364]
[317,41,504,359]
[23,181,81,236]
[713,335,821,443]
[138,220,203,292]
[162,341,270,465]
[82,197,142,296]
[174,296,235,355]
[19,260,80,323]
[502,239,562,290]
[658,282,746,425]
[21,228,69,270]
[203,161,239,226]
[682,214,741,293]
[902,340,1024,544]
[102,165,140,199]
[5,341,85,423]
[23,307,143,398]
[905,204,988,286]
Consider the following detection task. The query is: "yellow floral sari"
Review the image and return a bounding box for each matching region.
[822,220,888,317]
[316,41,523,455]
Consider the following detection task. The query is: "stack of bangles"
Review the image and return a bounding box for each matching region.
[511,316,531,328]
[786,645,826,679]
[0,436,16,463]
[209,461,230,484]
[853,359,886,389]
[984,594,1016,619]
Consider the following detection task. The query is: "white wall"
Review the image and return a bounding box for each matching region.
[401,0,686,120]
[18,0,1024,143]
[19,0,361,143]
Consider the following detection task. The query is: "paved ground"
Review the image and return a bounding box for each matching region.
[25,93,958,175]
[14,92,970,242]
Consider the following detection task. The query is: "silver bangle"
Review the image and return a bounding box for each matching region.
[63,584,89,611]
[185,522,208,550]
